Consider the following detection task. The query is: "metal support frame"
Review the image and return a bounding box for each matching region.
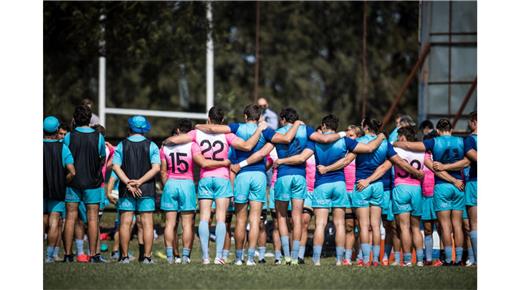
[380,43,432,129]
[452,77,477,128]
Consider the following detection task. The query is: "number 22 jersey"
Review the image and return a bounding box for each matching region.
[187,130,237,179]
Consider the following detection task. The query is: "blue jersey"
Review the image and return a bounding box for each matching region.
[464,134,477,181]
[355,137,396,182]
[229,122,275,173]
[275,124,315,178]
[314,134,358,187]
[388,127,399,144]
[382,170,393,191]
[423,135,465,184]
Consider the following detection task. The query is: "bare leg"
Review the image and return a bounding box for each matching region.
[312,208,329,264]
[369,206,382,263]
[119,211,134,258]
[140,212,154,258]
[234,203,248,260]
[86,204,100,257]
[64,203,79,256]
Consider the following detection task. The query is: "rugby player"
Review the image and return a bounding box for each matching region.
[44,116,76,263]
[63,105,106,263]
[112,116,160,264]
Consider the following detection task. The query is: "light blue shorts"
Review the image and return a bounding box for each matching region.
[465,180,477,207]
[269,186,292,211]
[234,171,267,204]
[118,196,155,212]
[346,191,354,209]
[421,196,437,221]
[392,184,423,217]
[312,181,347,209]
[352,181,384,208]
[304,191,313,210]
[161,179,197,212]
[382,190,392,216]
[44,199,65,217]
[433,183,465,212]
[274,175,307,201]
[65,187,103,204]
[198,177,233,200]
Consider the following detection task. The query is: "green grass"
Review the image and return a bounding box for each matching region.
[44,209,477,290]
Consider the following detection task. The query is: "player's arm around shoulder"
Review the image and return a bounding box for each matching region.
[231,121,267,151]
[195,123,232,134]
[163,130,195,146]
[352,133,386,153]
[393,140,427,152]
[270,120,303,144]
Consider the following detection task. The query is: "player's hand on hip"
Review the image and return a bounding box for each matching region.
[356,179,370,191]
[317,165,328,175]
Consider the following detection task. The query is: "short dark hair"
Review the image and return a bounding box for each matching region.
[347,125,364,137]
[361,117,381,133]
[321,114,339,131]
[399,115,416,127]
[243,104,261,121]
[92,124,106,136]
[59,123,70,132]
[208,106,225,124]
[423,130,439,140]
[469,111,477,122]
[81,98,94,107]
[397,126,417,142]
[280,107,299,123]
[436,118,452,132]
[419,120,434,130]
[73,105,92,127]
[172,118,193,135]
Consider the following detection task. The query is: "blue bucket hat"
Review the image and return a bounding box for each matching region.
[128,115,151,134]
[43,116,60,133]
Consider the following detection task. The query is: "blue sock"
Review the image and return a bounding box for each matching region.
[312,245,322,263]
[182,248,190,258]
[298,245,306,259]
[372,245,380,263]
[467,247,475,264]
[357,248,363,260]
[470,231,477,262]
[416,248,424,264]
[258,247,266,260]
[47,246,55,259]
[394,251,401,263]
[75,239,84,256]
[404,252,412,263]
[336,247,345,262]
[247,248,256,262]
[424,235,433,262]
[275,250,282,261]
[223,249,229,260]
[455,247,463,263]
[166,247,173,258]
[281,236,290,258]
[215,222,226,259]
[236,249,243,261]
[53,246,60,258]
[345,249,353,260]
[361,243,371,263]
[291,240,300,260]
[198,221,209,259]
[445,247,453,263]
[384,244,392,260]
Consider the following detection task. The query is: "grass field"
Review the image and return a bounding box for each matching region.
[44,208,477,290]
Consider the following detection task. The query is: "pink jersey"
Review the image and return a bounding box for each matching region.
[421,153,435,197]
[101,143,115,187]
[188,130,236,179]
[160,142,199,180]
[394,147,425,186]
[269,149,278,187]
[344,160,356,192]
[305,155,316,192]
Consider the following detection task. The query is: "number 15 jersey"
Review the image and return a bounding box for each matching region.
[187,130,237,179]
[160,142,199,181]
[393,147,425,186]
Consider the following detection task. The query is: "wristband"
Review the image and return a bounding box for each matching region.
[239,160,249,168]
[338,131,346,138]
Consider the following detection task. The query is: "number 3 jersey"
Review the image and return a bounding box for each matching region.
[160,142,200,180]
[187,130,237,179]
[393,147,425,186]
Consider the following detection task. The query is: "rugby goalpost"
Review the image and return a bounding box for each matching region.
[98,3,214,126]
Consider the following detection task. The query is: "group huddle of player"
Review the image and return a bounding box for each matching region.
[43,103,477,267]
